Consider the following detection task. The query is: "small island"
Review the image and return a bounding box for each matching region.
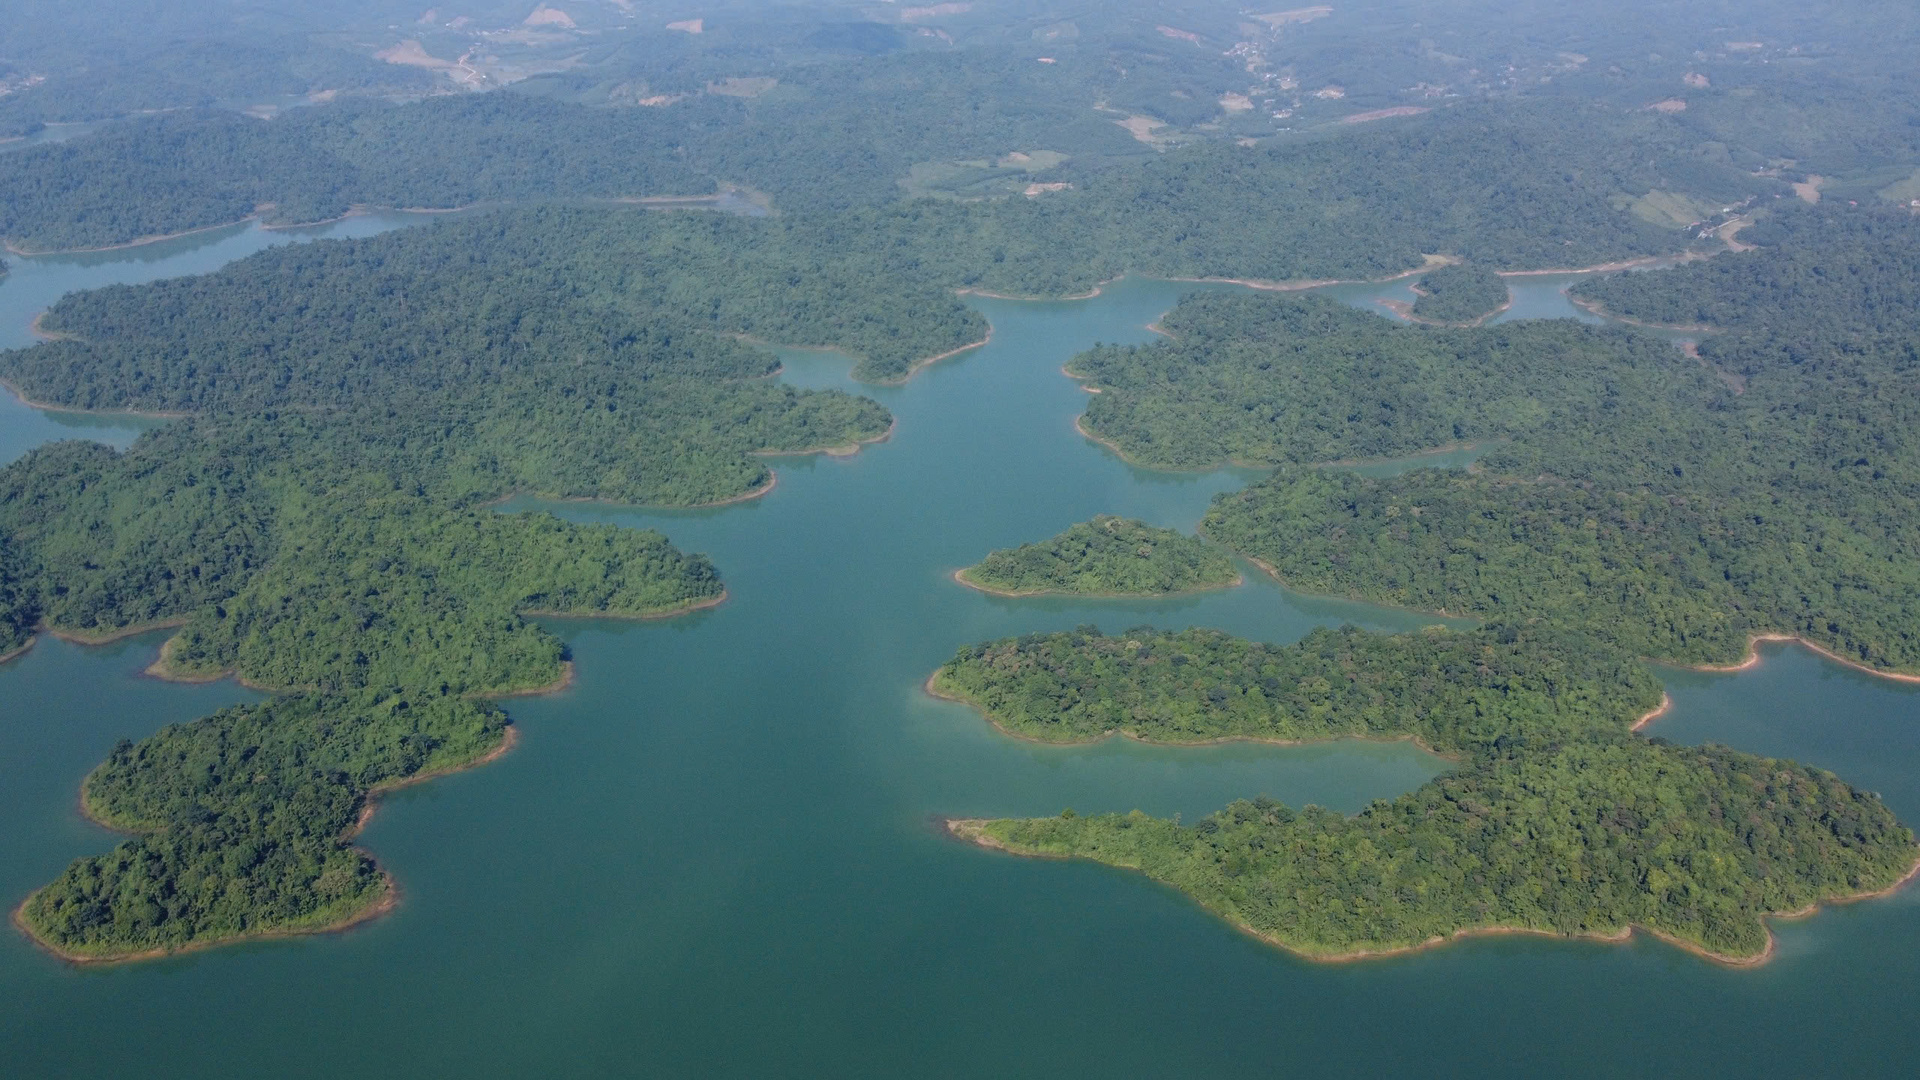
[955,516,1239,597]
[1406,261,1510,325]
[935,624,1919,964]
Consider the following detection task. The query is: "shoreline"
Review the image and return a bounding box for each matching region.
[1376,293,1514,329]
[12,873,400,966]
[45,617,188,647]
[1676,633,1920,686]
[5,347,192,419]
[1631,692,1673,732]
[479,662,576,701]
[1161,254,1454,294]
[950,565,1242,600]
[1496,251,1700,278]
[520,588,730,624]
[943,821,1920,969]
[956,275,1120,302]
[4,217,256,257]
[755,416,899,460]
[868,336,991,386]
[1,373,189,421]
[703,472,777,507]
[0,637,37,665]
[142,634,246,686]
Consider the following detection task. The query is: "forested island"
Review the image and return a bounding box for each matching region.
[956,517,1237,597]
[937,625,1919,962]
[1407,262,1509,325]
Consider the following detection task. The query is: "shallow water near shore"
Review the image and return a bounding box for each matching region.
[3,243,1920,1077]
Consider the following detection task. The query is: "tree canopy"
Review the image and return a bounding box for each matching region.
[940,624,1916,961]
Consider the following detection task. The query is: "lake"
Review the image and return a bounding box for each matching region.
[1,234,1915,1077]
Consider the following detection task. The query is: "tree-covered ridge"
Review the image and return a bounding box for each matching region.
[941,625,1917,961]
[19,692,507,960]
[1409,262,1509,324]
[957,517,1236,597]
[8,207,985,392]
[0,96,1765,283]
[1198,209,1920,674]
[932,623,1659,748]
[1068,291,1714,470]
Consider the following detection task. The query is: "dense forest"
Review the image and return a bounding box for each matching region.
[0,96,732,251]
[1053,217,1920,675]
[1409,263,1510,325]
[10,206,984,388]
[20,692,507,958]
[957,516,1236,596]
[0,95,1762,279]
[941,624,1917,961]
[1069,291,1713,470]
[932,623,1659,748]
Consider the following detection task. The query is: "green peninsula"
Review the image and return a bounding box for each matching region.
[938,625,1918,962]
[956,517,1237,597]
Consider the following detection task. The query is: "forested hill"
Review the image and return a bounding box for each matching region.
[1168,208,1920,673]
[0,96,1767,273]
[939,624,1917,962]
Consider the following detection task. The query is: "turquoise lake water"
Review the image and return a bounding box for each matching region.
[1,232,1916,1077]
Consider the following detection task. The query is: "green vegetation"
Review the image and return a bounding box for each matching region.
[1057,215,1920,675]
[957,516,1237,596]
[1409,263,1509,324]
[19,692,506,960]
[932,623,1658,748]
[0,205,929,963]
[8,206,983,388]
[0,96,1764,284]
[941,624,1917,961]
[0,96,727,251]
[1069,290,1709,470]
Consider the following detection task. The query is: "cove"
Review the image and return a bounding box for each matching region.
[3,254,1919,1078]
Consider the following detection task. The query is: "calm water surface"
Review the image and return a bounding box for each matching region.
[1,240,1916,1077]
